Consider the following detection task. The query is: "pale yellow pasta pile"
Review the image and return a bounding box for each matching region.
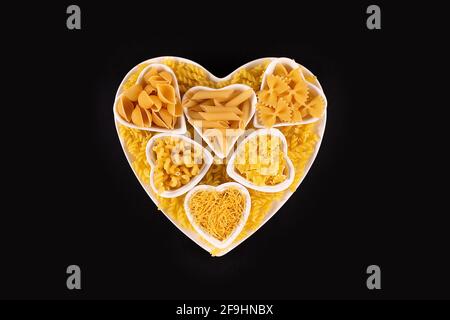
[118,125,152,185]
[118,58,320,256]
[161,59,215,93]
[189,188,246,241]
[152,136,203,192]
[234,134,287,186]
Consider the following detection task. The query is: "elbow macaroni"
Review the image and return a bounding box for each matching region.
[152,136,203,192]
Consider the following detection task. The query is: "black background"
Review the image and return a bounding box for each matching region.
[2,1,448,300]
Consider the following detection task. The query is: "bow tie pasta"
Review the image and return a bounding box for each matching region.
[257,63,325,127]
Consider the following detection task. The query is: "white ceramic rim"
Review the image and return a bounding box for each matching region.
[183,182,251,249]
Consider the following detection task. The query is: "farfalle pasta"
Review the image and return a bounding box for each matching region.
[257,63,325,127]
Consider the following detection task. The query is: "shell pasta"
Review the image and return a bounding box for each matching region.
[116,67,182,129]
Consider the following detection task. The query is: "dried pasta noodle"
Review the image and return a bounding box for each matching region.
[183,87,254,155]
[257,63,325,127]
[152,136,203,192]
[189,188,246,241]
[116,67,182,129]
[234,134,287,186]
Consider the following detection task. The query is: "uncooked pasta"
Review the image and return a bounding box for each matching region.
[117,58,321,256]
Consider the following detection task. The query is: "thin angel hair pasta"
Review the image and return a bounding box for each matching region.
[188,188,246,241]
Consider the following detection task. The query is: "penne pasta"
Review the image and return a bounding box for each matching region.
[198,112,241,121]
[182,86,255,155]
[192,120,230,129]
[188,110,204,120]
[191,89,234,101]
[199,105,243,115]
[241,100,250,121]
[182,99,198,109]
[224,89,253,108]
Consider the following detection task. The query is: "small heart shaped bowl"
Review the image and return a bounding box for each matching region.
[226,128,295,193]
[253,57,328,128]
[146,133,213,198]
[182,84,257,159]
[114,63,187,134]
[184,182,251,249]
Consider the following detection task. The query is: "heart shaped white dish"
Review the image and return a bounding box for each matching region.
[226,128,295,193]
[146,133,213,198]
[114,56,327,256]
[114,63,186,134]
[184,182,251,249]
[254,58,327,128]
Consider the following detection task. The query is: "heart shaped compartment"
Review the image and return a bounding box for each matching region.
[184,182,251,249]
[146,133,213,198]
[226,128,295,193]
[182,84,256,158]
[114,63,186,134]
[254,58,327,128]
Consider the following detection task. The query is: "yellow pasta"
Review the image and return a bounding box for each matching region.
[117,95,134,122]
[199,105,242,114]
[191,89,234,100]
[224,89,253,108]
[192,120,229,129]
[183,87,254,156]
[234,134,287,186]
[116,66,182,129]
[151,136,204,192]
[198,112,241,121]
[118,58,321,256]
[257,63,325,127]
[189,188,246,241]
